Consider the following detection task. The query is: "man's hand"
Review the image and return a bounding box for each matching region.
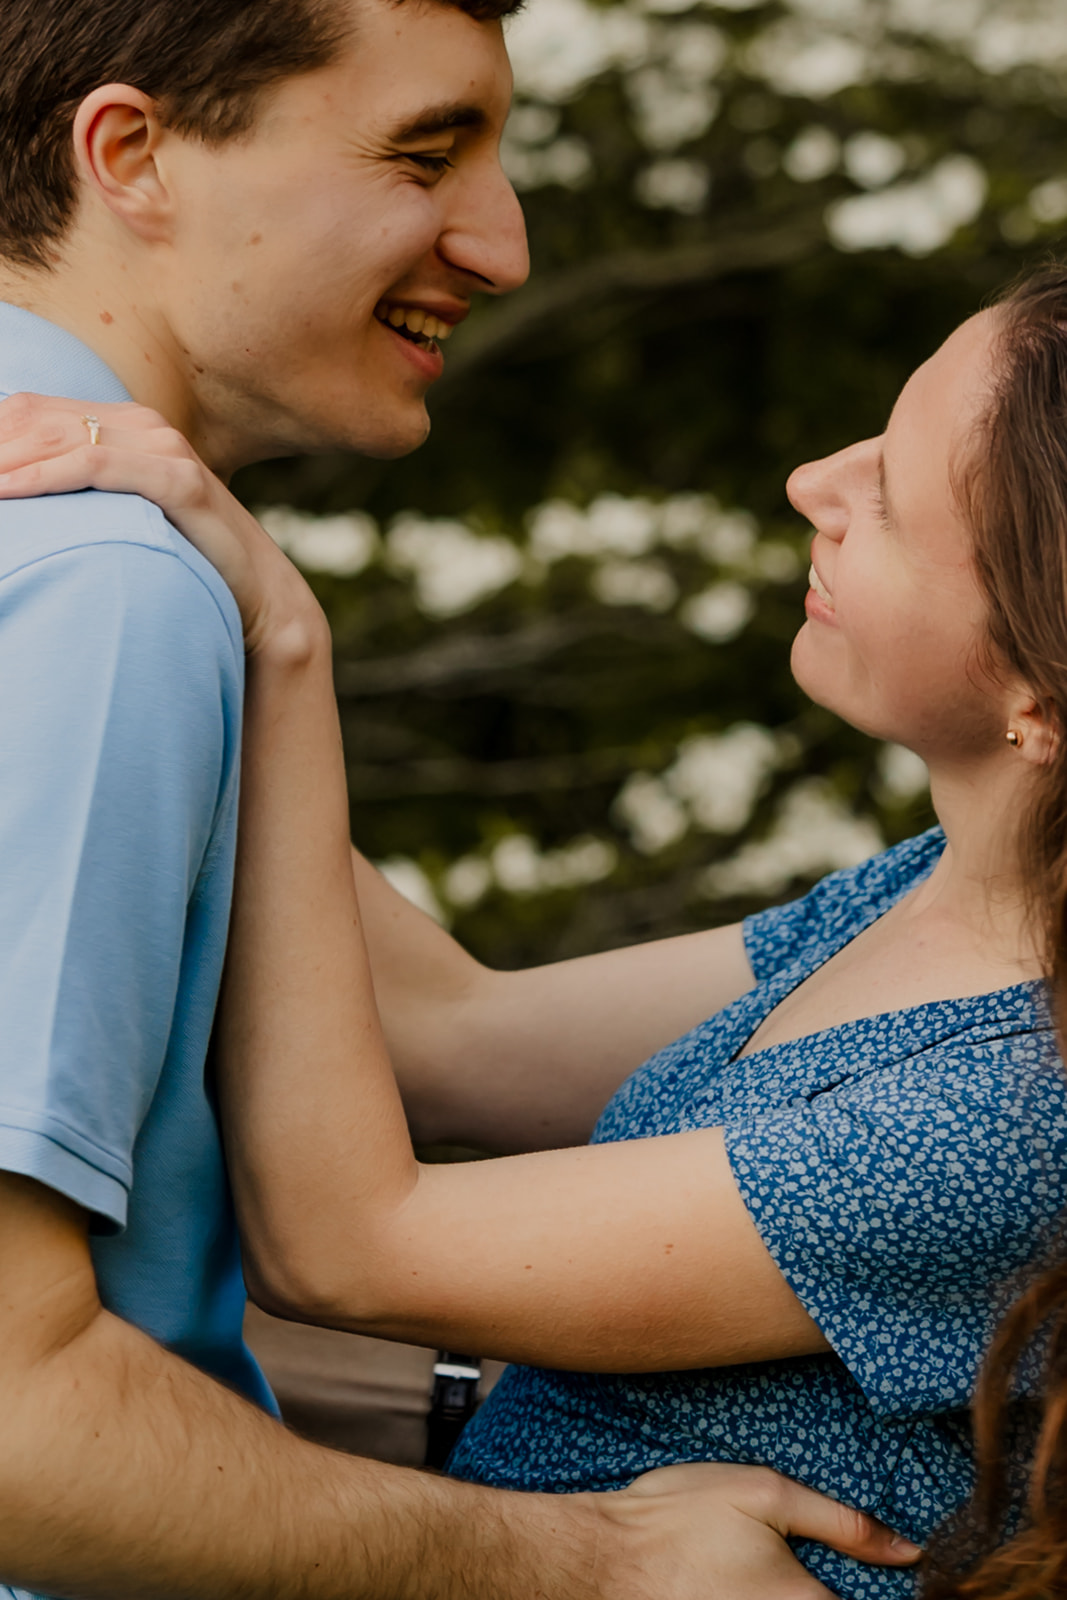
[0,1171,918,1600]
[585,1462,921,1599]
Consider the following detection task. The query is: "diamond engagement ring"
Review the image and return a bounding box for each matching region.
[81,414,102,446]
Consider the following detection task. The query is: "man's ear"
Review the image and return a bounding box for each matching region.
[71,86,174,245]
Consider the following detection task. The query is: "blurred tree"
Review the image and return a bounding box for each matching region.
[234,0,1067,968]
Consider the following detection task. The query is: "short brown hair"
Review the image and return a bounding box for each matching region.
[0,0,521,271]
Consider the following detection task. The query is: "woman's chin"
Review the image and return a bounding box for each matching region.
[789,624,837,706]
[790,629,883,740]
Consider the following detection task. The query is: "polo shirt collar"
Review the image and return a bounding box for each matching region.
[0,300,131,404]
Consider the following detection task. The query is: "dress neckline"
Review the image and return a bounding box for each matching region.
[728,830,1050,1068]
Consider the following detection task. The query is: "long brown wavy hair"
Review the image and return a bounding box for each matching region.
[923,264,1067,1597]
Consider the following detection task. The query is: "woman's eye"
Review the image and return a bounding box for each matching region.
[869,483,892,531]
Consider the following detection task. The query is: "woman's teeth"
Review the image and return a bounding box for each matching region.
[377,305,454,343]
[808,564,834,608]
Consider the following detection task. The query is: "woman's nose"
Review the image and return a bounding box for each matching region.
[787,440,876,542]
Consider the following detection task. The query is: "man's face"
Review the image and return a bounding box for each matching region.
[153,0,529,470]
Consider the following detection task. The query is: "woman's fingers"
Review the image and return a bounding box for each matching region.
[0,393,187,474]
[0,444,207,509]
[0,392,213,514]
[0,392,165,427]
[0,428,192,487]
[0,391,163,441]
[0,391,324,655]
[0,412,89,474]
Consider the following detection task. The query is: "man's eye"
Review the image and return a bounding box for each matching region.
[405,153,455,176]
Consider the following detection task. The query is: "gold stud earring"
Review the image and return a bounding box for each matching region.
[1006,728,1023,748]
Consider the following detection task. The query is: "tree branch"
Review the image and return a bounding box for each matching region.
[334,612,682,698]
[345,746,638,800]
[433,210,828,392]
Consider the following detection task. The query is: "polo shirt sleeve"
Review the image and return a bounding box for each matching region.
[724,1033,1067,1419]
[0,537,236,1231]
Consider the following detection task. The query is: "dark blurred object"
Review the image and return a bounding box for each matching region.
[425,1353,485,1470]
[244,1305,502,1466]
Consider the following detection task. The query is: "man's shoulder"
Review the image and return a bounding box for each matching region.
[0,486,242,654]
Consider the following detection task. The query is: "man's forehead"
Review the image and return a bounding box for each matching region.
[332,0,513,134]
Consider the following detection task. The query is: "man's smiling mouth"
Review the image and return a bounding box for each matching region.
[374,301,456,352]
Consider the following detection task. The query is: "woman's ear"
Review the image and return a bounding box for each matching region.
[71,86,174,246]
[1008,694,1060,766]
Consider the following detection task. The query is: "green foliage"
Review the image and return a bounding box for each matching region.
[233,0,1067,967]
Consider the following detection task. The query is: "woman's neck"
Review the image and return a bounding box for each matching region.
[917,749,1041,971]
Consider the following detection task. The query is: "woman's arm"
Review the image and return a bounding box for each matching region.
[0,395,757,1154]
[350,854,755,1151]
[225,628,824,1370]
[0,397,821,1373]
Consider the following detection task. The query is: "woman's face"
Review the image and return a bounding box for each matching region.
[788,310,1010,762]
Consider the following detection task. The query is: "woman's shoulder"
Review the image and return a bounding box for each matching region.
[743,826,945,984]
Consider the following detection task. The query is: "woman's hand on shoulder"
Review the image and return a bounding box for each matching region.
[0,392,325,659]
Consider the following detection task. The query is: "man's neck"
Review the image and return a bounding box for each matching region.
[0,259,226,474]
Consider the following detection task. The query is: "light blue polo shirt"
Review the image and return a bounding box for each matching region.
[0,303,276,1597]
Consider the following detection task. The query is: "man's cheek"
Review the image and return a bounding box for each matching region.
[371,193,447,277]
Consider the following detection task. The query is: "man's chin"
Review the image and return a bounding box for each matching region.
[225,394,433,471]
[360,423,432,461]
[308,403,432,462]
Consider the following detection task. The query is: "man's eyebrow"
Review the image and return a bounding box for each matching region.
[386,103,488,142]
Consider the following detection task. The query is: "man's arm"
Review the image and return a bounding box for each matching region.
[0,1172,519,1600]
[352,848,755,1153]
[0,1172,918,1600]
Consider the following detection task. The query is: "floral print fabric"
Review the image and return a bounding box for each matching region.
[449,829,1067,1597]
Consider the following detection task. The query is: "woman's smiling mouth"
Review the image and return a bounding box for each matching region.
[804,560,838,627]
[808,563,834,609]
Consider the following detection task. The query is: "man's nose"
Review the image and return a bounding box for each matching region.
[439,162,530,295]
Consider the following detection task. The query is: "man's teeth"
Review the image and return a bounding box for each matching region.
[382,306,453,341]
[808,564,834,607]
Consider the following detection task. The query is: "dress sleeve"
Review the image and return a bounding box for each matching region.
[742,886,823,983]
[0,539,238,1231]
[724,1030,1067,1417]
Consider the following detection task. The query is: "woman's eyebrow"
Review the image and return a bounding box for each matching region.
[879,453,899,526]
[386,103,488,142]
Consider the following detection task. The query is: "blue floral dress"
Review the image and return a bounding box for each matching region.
[449,829,1067,1597]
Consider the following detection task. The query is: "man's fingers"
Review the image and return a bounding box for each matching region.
[764,1475,921,1566]
[621,1464,922,1572]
